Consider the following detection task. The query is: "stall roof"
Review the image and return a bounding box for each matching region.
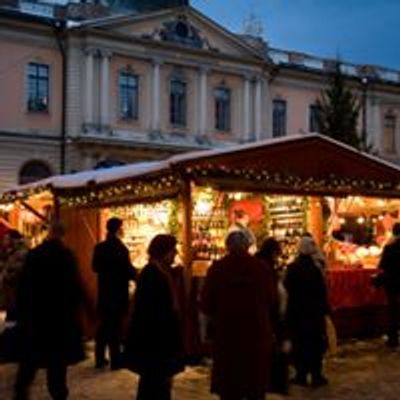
[2,134,400,205]
[0,160,172,204]
[170,134,400,197]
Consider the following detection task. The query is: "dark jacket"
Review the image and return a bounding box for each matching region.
[92,236,136,314]
[124,263,185,376]
[202,253,278,398]
[17,239,84,366]
[379,237,400,293]
[284,254,329,355]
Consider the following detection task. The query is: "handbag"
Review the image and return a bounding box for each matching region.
[0,324,20,363]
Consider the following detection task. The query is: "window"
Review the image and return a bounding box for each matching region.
[273,99,287,137]
[170,78,186,126]
[19,160,52,185]
[309,104,321,133]
[214,87,231,131]
[383,114,397,154]
[27,63,49,112]
[119,71,138,120]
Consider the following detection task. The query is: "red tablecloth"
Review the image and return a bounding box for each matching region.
[327,269,386,310]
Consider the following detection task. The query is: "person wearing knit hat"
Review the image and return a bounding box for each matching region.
[284,235,330,388]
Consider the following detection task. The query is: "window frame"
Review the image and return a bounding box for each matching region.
[383,114,397,154]
[27,62,49,113]
[118,70,139,121]
[214,86,231,132]
[272,99,287,137]
[309,104,321,133]
[169,78,187,127]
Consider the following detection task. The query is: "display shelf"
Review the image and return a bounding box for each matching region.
[266,195,307,263]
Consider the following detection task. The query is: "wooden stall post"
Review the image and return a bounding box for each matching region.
[180,177,199,357]
[307,196,324,247]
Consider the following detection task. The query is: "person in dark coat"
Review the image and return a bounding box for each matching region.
[124,234,185,400]
[14,221,84,400]
[202,231,278,400]
[378,222,400,348]
[256,238,290,395]
[92,217,137,369]
[284,236,330,387]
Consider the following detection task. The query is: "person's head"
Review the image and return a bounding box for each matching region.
[233,209,249,226]
[298,235,317,256]
[393,222,400,238]
[258,237,281,262]
[148,234,178,266]
[106,217,123,237]
[48,220,66,240]
[226,231,250,255]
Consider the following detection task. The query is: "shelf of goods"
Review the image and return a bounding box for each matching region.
[267,196,307,263]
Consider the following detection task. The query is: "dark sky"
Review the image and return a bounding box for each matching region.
[192,0,400,70]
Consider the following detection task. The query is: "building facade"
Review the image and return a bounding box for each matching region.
[1,0,400,190]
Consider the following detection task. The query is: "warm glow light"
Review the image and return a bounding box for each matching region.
[339,217,346,224]
[357,216,365,224]
[194,199,212,215]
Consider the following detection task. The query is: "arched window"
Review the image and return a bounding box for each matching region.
[19,160,52,185]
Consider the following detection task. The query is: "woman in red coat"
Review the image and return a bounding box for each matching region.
[202,231,278,400]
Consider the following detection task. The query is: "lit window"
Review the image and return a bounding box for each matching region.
[273,99,287,137]
[119,71,138,120]
[215,87,231,131]
[27,63,49,112]
[170,79,186,126]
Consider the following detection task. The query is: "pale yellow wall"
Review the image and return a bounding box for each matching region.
[110,56,152,132]
[208,71,243,141]
[111,11,253,58]
[270,80,321,135]
[159,63,197,135]
[0,39,62,135]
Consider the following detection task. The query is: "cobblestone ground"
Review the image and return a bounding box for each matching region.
[1,338,400,399]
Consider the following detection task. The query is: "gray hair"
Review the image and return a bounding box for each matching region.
[298,236,317,256]
[226,231,250,254]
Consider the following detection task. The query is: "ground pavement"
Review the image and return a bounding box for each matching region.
[1,338,400,399]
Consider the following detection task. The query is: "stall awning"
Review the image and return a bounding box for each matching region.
[170,134,400,197]
[0,160,178,206]
[2,134,400,206]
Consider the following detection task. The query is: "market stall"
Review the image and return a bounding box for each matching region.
[2,134,400,340]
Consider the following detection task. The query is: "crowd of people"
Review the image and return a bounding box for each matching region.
[1,217,400,400]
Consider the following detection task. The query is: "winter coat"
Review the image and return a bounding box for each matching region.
[202,252,278,398]
[16,239,84,366]
[284,254,329,356]
[378,237,400,293]
[92,236,136,315]
[124,263,185,377]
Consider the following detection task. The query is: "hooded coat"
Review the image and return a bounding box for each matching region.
[202,252,278,398]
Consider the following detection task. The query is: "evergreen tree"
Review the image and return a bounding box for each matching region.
[316,61,368,151]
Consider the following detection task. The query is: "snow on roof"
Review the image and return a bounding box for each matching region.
[1,160,169,196]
